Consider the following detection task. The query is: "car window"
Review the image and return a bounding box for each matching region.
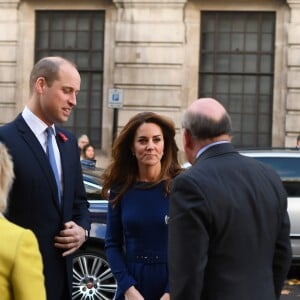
[82,168,103,200]
[84,181,102,199]
[253,157,300,178]
[253,157,300,197]
[82,167,103,185]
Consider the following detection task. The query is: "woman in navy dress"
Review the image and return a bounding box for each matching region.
[102,112,182,300]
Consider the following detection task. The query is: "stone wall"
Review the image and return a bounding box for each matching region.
[286,0,300,146]
[0,0,19,123]
[110,0,187,153]
[0,0,299,155]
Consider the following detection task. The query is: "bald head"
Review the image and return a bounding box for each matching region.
[182,98,232,141]
[188,98,227,122]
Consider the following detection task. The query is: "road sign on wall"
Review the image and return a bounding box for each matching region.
[108,88,123,108]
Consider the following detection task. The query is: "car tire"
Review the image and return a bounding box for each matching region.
[72,247,117,299]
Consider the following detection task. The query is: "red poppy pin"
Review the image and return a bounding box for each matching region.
[58,132,68,142]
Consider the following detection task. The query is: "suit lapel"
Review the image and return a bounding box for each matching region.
[15,115,61,213]
[55,127,74,214]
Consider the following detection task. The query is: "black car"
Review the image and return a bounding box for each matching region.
[72,168,117,300]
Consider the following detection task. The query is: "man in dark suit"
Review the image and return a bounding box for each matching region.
[0,57,90,300]
[168,98,292,300]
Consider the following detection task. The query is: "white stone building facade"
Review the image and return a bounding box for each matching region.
[0,0,299,160]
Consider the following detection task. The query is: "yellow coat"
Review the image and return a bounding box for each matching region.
[0,216,46,300]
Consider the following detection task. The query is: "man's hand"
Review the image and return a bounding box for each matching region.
[54,221,86,256]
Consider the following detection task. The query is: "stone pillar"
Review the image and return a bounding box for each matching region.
[112,0,187,129]
[0,0,20,124]
[286,0,300,146]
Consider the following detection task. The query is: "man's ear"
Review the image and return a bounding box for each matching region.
[183,128,193,150]
[183,128,195,164]
[35,77,46,95]
[183,128,199,164]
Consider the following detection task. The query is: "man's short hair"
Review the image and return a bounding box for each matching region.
[182,110,232,140]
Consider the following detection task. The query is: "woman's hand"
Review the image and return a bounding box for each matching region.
[160,292,170,300]
[125,286,144,300]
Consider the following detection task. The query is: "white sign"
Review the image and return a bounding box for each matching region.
[108,88,123,108]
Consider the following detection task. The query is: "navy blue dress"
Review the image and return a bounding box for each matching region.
[105,181,169,300]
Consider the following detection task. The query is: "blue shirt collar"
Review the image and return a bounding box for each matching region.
[196,141,230,159]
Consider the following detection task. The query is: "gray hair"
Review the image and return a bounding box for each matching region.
[0,143,14,213]
[182,110,232,140]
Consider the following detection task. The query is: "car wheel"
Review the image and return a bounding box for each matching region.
[72,247,117,299]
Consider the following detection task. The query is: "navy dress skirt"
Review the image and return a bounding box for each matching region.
[105,181,169,300]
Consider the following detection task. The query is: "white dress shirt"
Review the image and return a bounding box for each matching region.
[22,106,62,192]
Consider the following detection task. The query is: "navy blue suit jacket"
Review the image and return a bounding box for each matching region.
[0,114,90,300]
[169,143,292,300]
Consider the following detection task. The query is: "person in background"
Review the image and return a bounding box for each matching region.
[296,134,300,149]
[80,144,97,170]
[168,98,292,300]
[102,111,182,300]
[78,134,90,158]
[0,142,46,300]
[0,56,90,300]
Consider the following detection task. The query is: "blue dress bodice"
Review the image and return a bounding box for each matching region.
[105,181,169,300]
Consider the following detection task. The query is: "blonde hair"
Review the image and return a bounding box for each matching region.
[0,143,14,213]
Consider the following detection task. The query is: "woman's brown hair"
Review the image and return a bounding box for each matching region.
[101,112,182,206]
